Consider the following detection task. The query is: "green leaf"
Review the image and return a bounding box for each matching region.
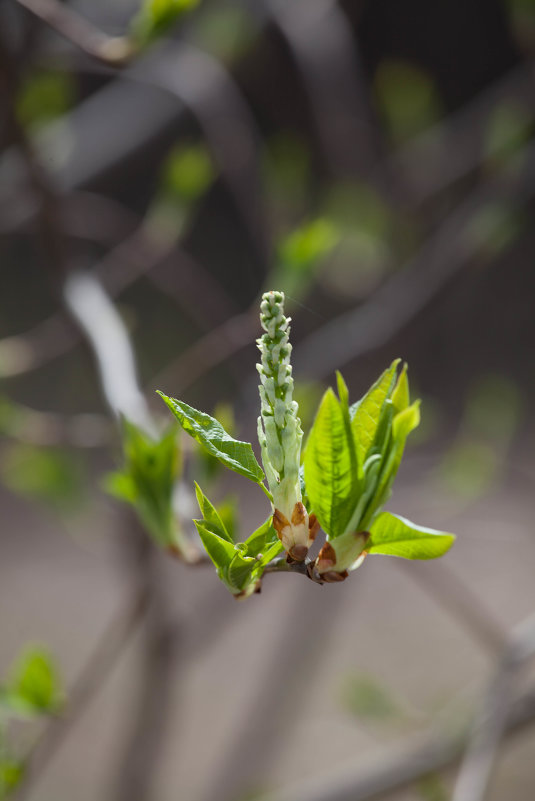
[359,400,420,529]
[244,516,280,558]
[8,648,62,714]
[367,512,455,559]
[193,520,235,569]
[194,483,232,543]
[157,393,265,484]
[391,363,410,413]
[392,401,421,442]
[350,360,400,466]
[303,388,360,538]
[227,552,258,592]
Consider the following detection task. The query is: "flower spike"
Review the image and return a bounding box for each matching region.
[257,291,314,561]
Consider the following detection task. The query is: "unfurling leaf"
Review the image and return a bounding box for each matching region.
[303,386,361,539]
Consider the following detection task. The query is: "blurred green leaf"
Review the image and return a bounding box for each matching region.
[263,132,311,216]
[16,71,74,130]
[465,374,522,443]
[438,440,499,499]
[341,673,401,722]
[7,647,62,714]
[158,393,265,485]
[374,59,442,143]
[132,0,201,42]
[467,202,521,258]
[273,218,339,299]
[1,444,84,512]
[106,420,181,549]
[484,102,534,166]
[193,4,254,61]
[278,219,339,274]
[367,512,455,559]
[160,144,214,204]
[0,758,23,799]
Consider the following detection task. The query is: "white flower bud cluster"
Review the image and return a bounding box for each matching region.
[257,291,311,560]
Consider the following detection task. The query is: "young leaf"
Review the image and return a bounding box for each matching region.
[391,363,410,413]
[157,393,265,484]
[194,483,233,543]
[359,400,421,530]
[350,360,400,465]
[193,520,236,569]
[367,512,455,559]
[227,552,259,592]
[304,388,360,538]
[244,516,281,559]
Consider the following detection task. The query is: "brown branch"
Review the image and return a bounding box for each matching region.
[14,0,135,65]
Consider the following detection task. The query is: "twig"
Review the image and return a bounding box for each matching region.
[452,612,535,801]
[13,579,151,801]
[401,561,506,656]
[14,0,135,65]
[255,0,380,178]
[259,682,535,801]
[292,138,535,380]
[112,545,179,801]
[0,401,111,448]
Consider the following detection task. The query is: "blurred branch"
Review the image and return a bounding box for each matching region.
[261,681,535,801]
[13,576,151,801]
[13,0,135,65]
[63,270,153,431]
[293,138,535,379]
[253,0,380,178]
[112,545,179,801]
[385,63,535,207]
[150,307,257,394]
[401,561,506,656]
[0,401,111,448]
[452,612,535,801]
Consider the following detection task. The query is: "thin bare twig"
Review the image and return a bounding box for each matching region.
[13,0,135,65]
[260,683,535,801]
[292,138,535,380]
[401,561,506,656]
[13,580,151,801]
[452,612,535,801]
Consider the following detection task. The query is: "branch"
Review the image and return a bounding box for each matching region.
[259,682,535,801]
[14,0,135,65]
[452,612,535,801]
[13,577,151,801]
